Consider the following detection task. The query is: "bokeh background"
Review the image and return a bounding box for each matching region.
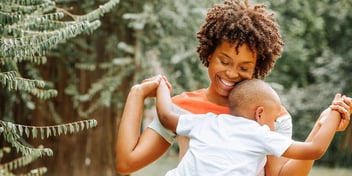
[1,0,351,175]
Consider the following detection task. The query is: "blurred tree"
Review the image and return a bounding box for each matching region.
[4,0,219,175]
[0,0,119,175]
[263,0,352,167]
[3,0,351,175]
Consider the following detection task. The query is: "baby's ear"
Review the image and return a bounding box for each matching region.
[255,106,264,122]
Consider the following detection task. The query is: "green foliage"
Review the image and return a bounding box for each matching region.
[0,119,97,156]
[0,0,119,174]
[263,0,352,166]
[56,0,218,118]
[122,0,218,95]
[0,147,47,176]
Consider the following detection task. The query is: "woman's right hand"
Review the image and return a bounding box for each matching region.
[136,75,172,98]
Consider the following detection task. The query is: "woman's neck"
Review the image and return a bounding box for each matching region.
[205,88,229,107]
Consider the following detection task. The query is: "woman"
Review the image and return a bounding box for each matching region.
[116,0,352,175]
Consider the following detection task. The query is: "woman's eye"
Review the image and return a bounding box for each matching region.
[220,60,229,65]
[240,67,249,71]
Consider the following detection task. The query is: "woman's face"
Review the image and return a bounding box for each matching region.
[207,40,257,101]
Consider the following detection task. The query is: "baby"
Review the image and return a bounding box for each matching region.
[156,78,344,176]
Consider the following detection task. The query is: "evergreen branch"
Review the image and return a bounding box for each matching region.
[77,66,133,103]
[99,57,133,69]
[0,118,97,157]
[0,119,98,139]
[0,122,53,157]
[78,66,134,118]
[74,57,132,71]
[4,11,65,34]
[0,147,42,172]
[0,3,58,27]
[74,62,97,71]
[27,87,57,100]
[0,71,57,100]
[0,0,55,14]
[1,20,101,59]
[0,11,22,26]
[0,0,48,6]
[73,0,120,22]
[23,167,47,176]
[16,20,75,33]
[0,56,47,65]
[0,71,45,91]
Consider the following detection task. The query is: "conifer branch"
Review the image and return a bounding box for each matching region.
[73,0,120,22]
[0,0,120,174]
[0,146,47,176]
[0,71,45,91]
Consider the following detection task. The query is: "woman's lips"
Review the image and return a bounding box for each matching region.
[219,77,235,91]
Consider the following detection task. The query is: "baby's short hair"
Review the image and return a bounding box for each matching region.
[229,79,280,115]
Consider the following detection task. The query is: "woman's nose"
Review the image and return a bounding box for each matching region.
[226,67,239,79]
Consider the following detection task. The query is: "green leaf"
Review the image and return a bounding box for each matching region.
[46,127,51,138]
[40,128,44,140]
[25,127,30,138]
[18,125,23,136]
[69,124,74,133]
[32,128,37,138]
[58,126,62,136]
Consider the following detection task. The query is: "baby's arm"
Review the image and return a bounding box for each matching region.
[282,94,344,160]
[156,80,180,132]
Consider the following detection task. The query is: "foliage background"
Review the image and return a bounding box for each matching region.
[0,0,351,175]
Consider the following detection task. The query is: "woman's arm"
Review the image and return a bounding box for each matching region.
[156,80,180,132]
[266,94,351,176]
[116,76,171,174]
[282,109,340,160]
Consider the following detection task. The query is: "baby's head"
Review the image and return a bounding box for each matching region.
[228,79,282,130]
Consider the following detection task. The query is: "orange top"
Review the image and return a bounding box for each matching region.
[172,89,230,115]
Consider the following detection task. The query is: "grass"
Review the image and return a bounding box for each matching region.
[132,154,352,176]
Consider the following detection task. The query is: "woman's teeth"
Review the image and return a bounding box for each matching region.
[220,79,234,87]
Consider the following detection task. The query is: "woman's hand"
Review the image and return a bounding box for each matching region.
[135,75,172,98]
[329,94,352,131]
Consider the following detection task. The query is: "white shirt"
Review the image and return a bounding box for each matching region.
[167,113,293,176]
[148,104,292,176]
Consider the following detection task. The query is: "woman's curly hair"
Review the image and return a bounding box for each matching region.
[196,0,284,78]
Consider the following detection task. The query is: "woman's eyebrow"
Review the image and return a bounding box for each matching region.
[219,52,255,64]
[218,52,232,59]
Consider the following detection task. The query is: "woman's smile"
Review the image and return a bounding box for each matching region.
[217,76,236,91]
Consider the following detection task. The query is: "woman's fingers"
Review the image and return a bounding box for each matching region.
[136,75,162,98]
[330,94,351,131]
[343,96,352,114]
[142,75,162,83]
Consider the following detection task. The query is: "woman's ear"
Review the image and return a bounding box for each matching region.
[255,106,264,123]
[207,54,213,63]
